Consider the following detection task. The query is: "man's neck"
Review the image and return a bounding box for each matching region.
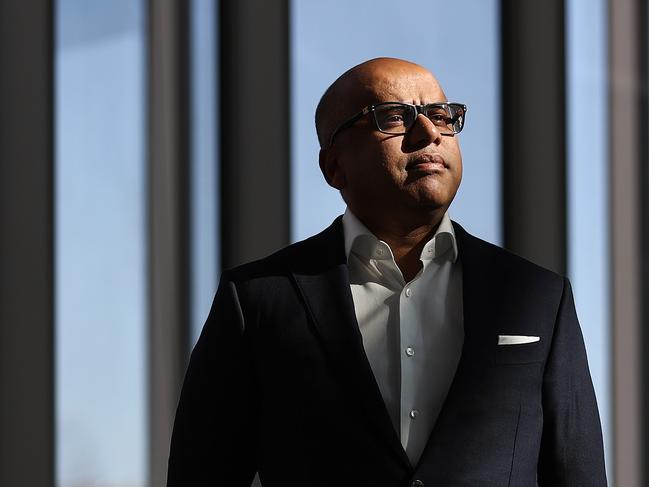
[350,207,446,282]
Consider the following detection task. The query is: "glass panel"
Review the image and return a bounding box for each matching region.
[566,0,612,475]
[190,0,220,346]
[291,1,501,244]
[55,2,148,486]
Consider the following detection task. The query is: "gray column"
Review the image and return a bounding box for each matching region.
[642,0,649,482]
[219,3,290,485]
[610,0,644,485]
[220,0,291,269]
[0,1,55,486]
[148,0,190,485]
[501,0,567,275]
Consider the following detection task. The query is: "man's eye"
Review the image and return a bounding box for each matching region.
[429,113,450,125]
[379,112,406,126]
[385,114,404,123]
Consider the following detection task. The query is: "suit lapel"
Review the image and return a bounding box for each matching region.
[291,218,413,472]
[413,221,505,469]
[453,221,502,361]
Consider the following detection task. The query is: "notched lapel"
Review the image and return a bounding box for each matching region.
[454,223,506,360]
[291,218,412,472]
[415,222,507,470]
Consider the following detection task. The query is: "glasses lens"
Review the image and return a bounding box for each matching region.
[448,103,466,133]
[423,103,466,134]
[373,104,416,134]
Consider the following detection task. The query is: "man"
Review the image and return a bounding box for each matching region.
[167,57,607,486]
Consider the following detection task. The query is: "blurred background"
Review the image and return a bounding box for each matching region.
[0,0,645,486]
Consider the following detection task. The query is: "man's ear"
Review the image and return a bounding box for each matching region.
[318,148,346,190]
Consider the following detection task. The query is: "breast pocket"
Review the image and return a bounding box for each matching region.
[494,341,546,365]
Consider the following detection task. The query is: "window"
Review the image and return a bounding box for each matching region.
[190,0,219,345]
[55,2,148,486]
[566,0,611,470]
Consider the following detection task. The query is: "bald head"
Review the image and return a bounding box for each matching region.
[315,57,445,148]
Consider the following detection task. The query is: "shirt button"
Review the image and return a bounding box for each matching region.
[376,247,384,256]
[405,346,415,357]
[405,287,412,297]
[409,409,419,419]
[411,480,424,487]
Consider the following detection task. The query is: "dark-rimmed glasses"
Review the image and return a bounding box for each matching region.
[328,101,467,148]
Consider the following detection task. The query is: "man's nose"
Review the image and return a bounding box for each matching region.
[407,113,442,147]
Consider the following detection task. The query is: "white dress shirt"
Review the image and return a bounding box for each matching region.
[342,208,464,467]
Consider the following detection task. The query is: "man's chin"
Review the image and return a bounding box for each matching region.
[406,182,457,208]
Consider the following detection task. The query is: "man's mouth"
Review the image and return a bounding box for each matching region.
[406,153,447,171]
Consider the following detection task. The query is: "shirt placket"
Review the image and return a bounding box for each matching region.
[399,274,422,457]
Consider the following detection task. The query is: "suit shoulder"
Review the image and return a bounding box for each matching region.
[452,220,565,287]
[221,217,344,285]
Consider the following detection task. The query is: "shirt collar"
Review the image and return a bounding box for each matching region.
[342,207,458,263]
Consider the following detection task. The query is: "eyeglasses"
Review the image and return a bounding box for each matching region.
[328,101,467,147]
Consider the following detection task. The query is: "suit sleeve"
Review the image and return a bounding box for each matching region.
[537,277,608,486]
[167,273,258,486]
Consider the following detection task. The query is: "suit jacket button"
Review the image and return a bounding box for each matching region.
[410,480,424,487]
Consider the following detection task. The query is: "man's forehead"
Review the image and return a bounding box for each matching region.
[344,61,446,106]
[342,58,442,97]
[363,71,446,103]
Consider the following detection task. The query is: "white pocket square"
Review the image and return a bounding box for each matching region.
[497,335,540,345]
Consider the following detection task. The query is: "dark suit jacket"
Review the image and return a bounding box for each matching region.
[167,217,607,487]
